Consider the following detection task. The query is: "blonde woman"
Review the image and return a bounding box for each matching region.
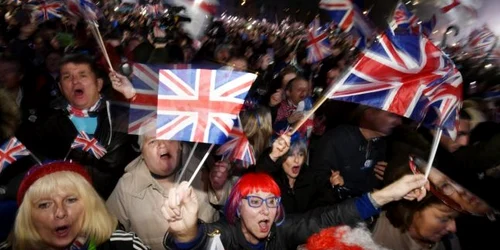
[240,106,273,160]
[0,161,150,250]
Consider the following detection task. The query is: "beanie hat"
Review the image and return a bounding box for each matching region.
[17,161,92,205]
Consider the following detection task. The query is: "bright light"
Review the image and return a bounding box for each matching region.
[413,0,419,5]
[446,30,453,35]
[195,0,203,4]
[451,43,457,47]
[114,7,119,11]
[241,0,246,5]
[485,63,493,69]
[417,21,422,25]
[432,30,438,34]
[362,10,368,15]
[406,1,411,4]
[252,20,257,24]
[247,25,252,30]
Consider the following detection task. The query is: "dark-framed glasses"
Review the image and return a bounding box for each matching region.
[243,196,281,208]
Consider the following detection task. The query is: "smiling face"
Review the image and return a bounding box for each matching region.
[141,136,182,178]
[239,191,279,244]
[59,63,103,110]
[31,189,85,249]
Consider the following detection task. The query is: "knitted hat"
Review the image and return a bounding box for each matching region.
[17,161,92,205]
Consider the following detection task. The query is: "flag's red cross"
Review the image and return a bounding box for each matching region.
[319,1,354,31]
[333,34,450,116]
[75,137,100,152]
[157,70,251,141]
[37,2,61,20]
[441,0,461,13]
[0,139,26,165]
[307,27,329,60]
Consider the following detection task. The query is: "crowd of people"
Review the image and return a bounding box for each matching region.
[0,2,500,250]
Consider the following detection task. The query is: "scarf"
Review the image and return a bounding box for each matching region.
[67,235,97,250]
[67,98,102,118]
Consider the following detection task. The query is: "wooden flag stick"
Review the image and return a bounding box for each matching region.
[290,71,348,134]
[88,21,114,71]
[424,127,443,179]
[175,142,199,184]
[187,144,215,186]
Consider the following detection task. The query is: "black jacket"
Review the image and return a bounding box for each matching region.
[255,150,329,213]
[34,101,139,199]
[163,197,376,250]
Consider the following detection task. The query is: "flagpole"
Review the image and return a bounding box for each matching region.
[175,142,199,184]
[187,144,215,186]
[290,69,348,134]
[88,20,114,71]
[424,127,443,179]
[63,148,72,161]
[29,152,42,165]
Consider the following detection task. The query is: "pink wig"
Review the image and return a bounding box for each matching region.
[224,172,284,224]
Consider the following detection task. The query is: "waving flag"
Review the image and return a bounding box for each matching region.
[65,0,98,20]
[319,0,354,31]
[390,1,420,34]
[306,18,332,64]
[329,31,456,123]
[0,137,30,172]
[468,25,497,58]
[125,64,160,135]
[423,68,463,139]
[167,0,219,39]
[216,117,256,168]
[71,131,107,159]
[28,0,63,22]
[156,69,257,144]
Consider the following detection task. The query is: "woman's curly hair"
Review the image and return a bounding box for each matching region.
[0,89,21,141]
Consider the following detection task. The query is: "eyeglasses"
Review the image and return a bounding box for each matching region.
[243,196,281,208]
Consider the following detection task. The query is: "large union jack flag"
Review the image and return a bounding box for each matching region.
[28,0,63,22]
[71,131,107,159]
[156,69,257,144]
[423,68,463,139]
[306,18,332,64]
[216,117,256,168]
[329,31,457,124]
[0,137,30,171]
[319,0,354,31]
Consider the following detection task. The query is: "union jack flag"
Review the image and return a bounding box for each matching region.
[440,0,477,17]
[216,117,256,168]
[423,68,463,139]
[329,31,457,124]
[0,137,30,171]
[28,0,63,22]
[390,1,420,34]
[125,63,160,135]
[71,131,107,159]
[319,0,354,31]
[65,0,98,20]
[306,18,332,64]
[156,69,257,144]
[468,26,497,58]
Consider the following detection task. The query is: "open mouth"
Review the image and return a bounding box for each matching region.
[160,152,172,160]
[55,225,70,237]
[73,88,84,97]
[258,219,270,233]
[291,166,300,174]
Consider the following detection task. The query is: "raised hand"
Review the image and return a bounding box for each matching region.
[161,181,199,242]
[210,161,230,191]
[269,133,291,161]
[330,170,344,187]
[109,71,136,99]
[371,174,428,206]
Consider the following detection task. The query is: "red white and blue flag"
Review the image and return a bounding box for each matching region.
[65,0,98,21]
[468,25,497,58]
[28,0,63,22]
[0,137,30,172]
[216,117,256,168]
[71,131,107,159]
[423,68,463,139]
[390,1,420,34]
[319,0,354,31]
[329,31,457,124]
[306,18,332,64]
[156,69,257,144]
